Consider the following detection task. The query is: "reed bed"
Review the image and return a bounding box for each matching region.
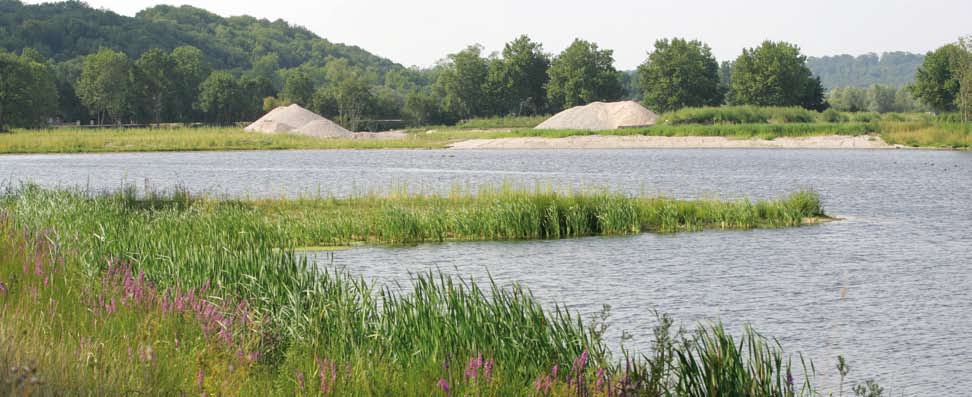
[118,185,826,246]
[0,185,865,395]
[879,121,972,149]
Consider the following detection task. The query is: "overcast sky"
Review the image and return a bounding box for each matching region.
[25,0,972,69]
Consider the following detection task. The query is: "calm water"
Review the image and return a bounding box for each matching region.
[2,149,970,395]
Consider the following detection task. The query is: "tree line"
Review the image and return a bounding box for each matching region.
[3,32,972,131]
[806,52,925,89]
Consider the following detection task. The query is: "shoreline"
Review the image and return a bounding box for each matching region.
[448,134,908,150]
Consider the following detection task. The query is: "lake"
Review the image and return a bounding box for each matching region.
[2,148,970,395]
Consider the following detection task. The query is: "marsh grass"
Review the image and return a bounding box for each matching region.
[0,127,442,153]
[879,121,972,148]
[120,185,825,246]
[0,186,843,395]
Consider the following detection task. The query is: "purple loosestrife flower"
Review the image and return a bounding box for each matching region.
[436,378,450,396]
[787,371,794,386]
[0,281,6,294]
[197,369,205,388]
[464,354,483,380]
[483,359,494,382]
[295,371,306,389]
[595,368,606,388]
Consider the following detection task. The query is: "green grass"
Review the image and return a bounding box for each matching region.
[122,184,828,246]
[658,105,932,125]
[879,121,972,149]
[0,127,446,153]
[0,185,833,395]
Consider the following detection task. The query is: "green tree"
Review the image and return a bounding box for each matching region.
[719,61,733,95]
[0,49,58,130]
[53,57,88,123]
[893,86,923,112]
[196,71,239,124]
[546,39,623,111]
[434,45,490,119]
[237,75,275,121]
[281,69,314,107]
[956,37,972,121]
[170,46,209,122]
[134,48,175,125]
[403,89,448,126]
[76,48,132,124]
[637,38,723,112]
[311,87,339,119]
[491,35,551,115]
[729,41,826,111]
[251,52,281,82]
[909,44,964,113]
[867,84,898,113]
[333,74,374,131]
[828,86,869,112]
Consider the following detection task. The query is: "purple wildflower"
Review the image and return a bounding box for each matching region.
[595,368,606,388]
[483,359,494,382]
[295,371,305,389]
[197,368,205,387]
[0,281,6,294]
[786,371,794,386]
[436,378,451,396]
[464,353,483,380]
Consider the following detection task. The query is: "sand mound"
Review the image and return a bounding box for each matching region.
[296,119,353,138]
[244,104,351,138]
[536,101,658,130]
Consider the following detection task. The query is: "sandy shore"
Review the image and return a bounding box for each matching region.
[449,134,904,150]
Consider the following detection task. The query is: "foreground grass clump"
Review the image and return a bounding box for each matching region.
[0,197,836,396]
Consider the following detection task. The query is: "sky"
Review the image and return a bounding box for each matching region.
[25,0,972,69]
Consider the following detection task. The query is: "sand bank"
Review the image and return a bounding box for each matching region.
[449,134,904,150]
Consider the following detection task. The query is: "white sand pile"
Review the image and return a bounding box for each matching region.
[536,101,658,130]
[296,119,353,138]
[245,104,352,138]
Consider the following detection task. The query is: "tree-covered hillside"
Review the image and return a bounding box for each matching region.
[807,52,925,88]
[0,0,400,74]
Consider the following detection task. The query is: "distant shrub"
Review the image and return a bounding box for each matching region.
[817,109,848,123]
[851,112,880,122]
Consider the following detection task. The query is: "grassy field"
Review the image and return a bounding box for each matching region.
[0,185,843,395]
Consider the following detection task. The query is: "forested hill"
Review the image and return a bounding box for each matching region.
[807,52,925,88]
[0,0,401,73]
